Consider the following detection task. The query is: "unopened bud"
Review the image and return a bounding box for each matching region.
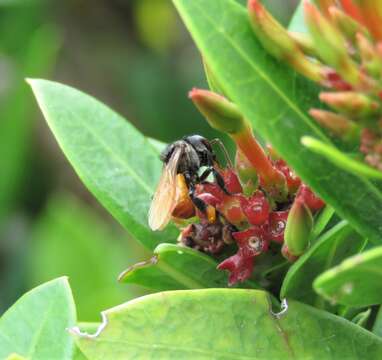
[235,149,258,195]
[189,88,247,135]
[339,0,365,25]
[284,199,313,256]
[316,0,335,17]
[356,33,382,78]
[357,0,382,41]
[329,6,369,43]
[288,31,317,57]
[319,91,379,117]
[304,1,359,84]
[190,88,287,201]
[309,108,359,141]
[248,0,324,82]
[248,0,298,59]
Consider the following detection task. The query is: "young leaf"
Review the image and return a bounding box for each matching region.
[311,205,335,240]
[173,0,382,245]
[302,136,382,180]
[72,289,382,359]
[28,79,178,250]
[119,243,260,290]
[314,246,382,307]
[0,277,76,360]
[281,221,366,306]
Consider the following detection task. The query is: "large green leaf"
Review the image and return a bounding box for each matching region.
[314,246,382,307]
[0,277,76,359]
[281,221,365,307]
[173,0,382,244]
[26,193,147,321]
[73,289,382,359]
[28,79,178,250]
[119,243,259,290]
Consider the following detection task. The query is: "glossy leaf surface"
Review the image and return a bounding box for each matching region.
[119,243,258,290]
[173,0,382,244]
[0,277,76,359]
[314,246,382,307]
[281,221,365,306]
[73,289,382,359]
[29,79,178,250]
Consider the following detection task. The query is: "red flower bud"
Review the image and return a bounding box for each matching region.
[233,227,269,258]
[217,254,254,286]
[296,184,325,213]
[268,210,289,243]
[274,159,301,195]
[240,191,270,226]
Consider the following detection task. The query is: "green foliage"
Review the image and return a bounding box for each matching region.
[28,79,178,251]
[172,0,382,245]
[314,246,382,307]
[0,23,59,224]
[119,243,259,290]
[2,0,382,358]
[0,277,76,359]
[73,289,382,359]
[26,193,146,321]
[281,221,366,306]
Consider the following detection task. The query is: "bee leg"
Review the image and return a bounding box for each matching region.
[188,185,207,214]
[212,168,231,195]
[199,167,213,182]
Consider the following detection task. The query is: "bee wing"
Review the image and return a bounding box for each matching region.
[148,146,183,231]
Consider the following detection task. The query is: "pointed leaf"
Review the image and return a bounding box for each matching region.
[73,289,382,359]
[314,246,382,307]
[0,277,76,359]
[173,0,382,244]
[28,79,178,250]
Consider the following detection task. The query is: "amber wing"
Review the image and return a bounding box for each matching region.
[148,147,183,231]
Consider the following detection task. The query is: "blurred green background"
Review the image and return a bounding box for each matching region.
[0,0,297,321]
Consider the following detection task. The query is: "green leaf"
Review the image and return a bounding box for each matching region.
[0,277,76,359]
[26,193,147,321]
[311,205,335,241]
[28,79,178,250]
[351,308,371,328]
[73,323,100,360]
[73,289,382,359]
[0,25,59,223]
[173,0,382,244]
[281,221,366,306]
[373,306,382,337]
[302,136,382,180]
[314,246,382,307]
[119,243,259,290]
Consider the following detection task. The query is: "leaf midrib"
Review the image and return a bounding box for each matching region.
[67,109,154,195]
[188,0,327,141]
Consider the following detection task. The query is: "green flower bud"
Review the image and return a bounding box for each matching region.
[284,199,313,256]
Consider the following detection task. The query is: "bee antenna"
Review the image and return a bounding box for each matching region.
[210,138,233,168]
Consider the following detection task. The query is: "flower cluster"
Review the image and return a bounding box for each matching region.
[176,89,324,285]
[248,0,382,170]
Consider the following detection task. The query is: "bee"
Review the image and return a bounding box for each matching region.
[148,135,230,231]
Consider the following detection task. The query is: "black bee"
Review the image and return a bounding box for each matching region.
[148,135,230,231]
